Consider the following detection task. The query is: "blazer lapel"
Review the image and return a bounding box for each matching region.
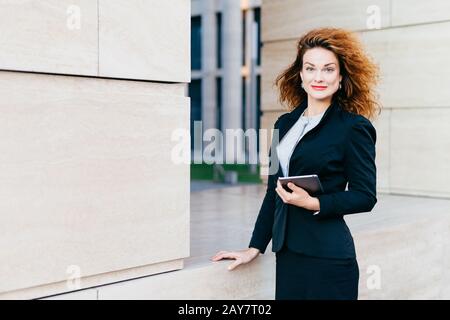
[278,99,308,141]
[274,98,339,178]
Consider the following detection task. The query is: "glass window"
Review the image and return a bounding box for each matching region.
[242,10,246,66]
[256,74,261,144]
[216,77,222,131]
[254,8,261,66]
[189,79,202,150]
[242,76,246,131]
[191,16,202,70]
[216,12,222,69]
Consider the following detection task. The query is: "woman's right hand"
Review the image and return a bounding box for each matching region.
[210,247,260,271]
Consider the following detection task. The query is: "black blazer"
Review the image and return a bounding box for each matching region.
[249,98,377,259]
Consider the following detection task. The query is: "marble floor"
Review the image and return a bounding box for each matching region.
[189,182,266,266]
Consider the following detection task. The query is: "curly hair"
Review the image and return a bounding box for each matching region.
[274,27,381,120]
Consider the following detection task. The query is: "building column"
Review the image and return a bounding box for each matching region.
[201,0,217,133]
[245,8,259,171]
[244,8,259,133]
[222,0,243,163]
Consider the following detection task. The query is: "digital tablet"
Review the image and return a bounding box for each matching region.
[278,174,324,194]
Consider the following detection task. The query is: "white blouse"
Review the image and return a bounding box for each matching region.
[276,110,326,177]
[275,109,326,216]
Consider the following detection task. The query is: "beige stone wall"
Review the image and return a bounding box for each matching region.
[0,0,190,299]
[260,0,450,198]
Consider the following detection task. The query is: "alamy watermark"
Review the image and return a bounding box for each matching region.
[66,264,82,291]
[171,121,280,175]
[366,5,382,30]
[367,264,382,290]
[66,4,81,30]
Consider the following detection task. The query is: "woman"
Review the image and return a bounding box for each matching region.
[211,27,380,300]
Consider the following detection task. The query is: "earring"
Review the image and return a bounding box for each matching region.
[339,82,342,90]
[301,83,304,88]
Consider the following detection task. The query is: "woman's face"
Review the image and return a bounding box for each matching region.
[300,47,342,101]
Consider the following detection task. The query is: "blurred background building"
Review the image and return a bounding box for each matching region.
[190,0,262,166]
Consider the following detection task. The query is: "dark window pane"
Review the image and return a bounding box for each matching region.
[216,77,222,131]
[242,76,246,131]
[254,8,261,66]
[242,10,246,66]
[256,74,261,130]
[216,12,222,69]
[191,16,202,70]
[256,75,261,151]
[189,79,202,149]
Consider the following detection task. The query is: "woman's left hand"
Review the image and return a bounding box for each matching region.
[275,180,318,211]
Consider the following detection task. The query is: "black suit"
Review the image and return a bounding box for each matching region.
[249,98,377,259]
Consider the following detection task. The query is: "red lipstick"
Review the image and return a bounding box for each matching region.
[311,85,327,91]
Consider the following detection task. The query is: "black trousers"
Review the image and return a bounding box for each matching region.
[275,245,359,300]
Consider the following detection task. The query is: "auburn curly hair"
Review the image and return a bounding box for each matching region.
[274,27,381,120]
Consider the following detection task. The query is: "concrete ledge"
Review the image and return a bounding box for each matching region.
[43,254,276,300]
[4,259,183,300]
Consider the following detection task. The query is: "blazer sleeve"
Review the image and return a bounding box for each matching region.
[248,117,282,253]
[315,116,377,220]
